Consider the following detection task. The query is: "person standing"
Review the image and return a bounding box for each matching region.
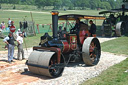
[16,32,25,60]
[8,18,11,28]
[89,20,96,37]
[16,29,21,37]
[1,21,5,30]
[3,32,15,63]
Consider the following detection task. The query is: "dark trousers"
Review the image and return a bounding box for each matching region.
[17,44,24,59]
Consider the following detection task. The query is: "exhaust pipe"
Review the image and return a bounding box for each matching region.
[51,11,59,40]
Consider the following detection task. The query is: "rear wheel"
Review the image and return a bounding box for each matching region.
[82,37,101,66]
[116,22,126,37]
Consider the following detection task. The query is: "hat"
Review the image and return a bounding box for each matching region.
[18,29,20,31]
[19,32,22,34]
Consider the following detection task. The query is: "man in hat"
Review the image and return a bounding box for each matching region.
[89,20,96,36]
[16,32,24,60]
[3,32,15,63]
[16,29,21,36]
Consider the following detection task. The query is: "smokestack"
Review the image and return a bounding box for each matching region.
[51,11,59,39]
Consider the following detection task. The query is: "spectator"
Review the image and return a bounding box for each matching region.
[89,20,96,36]
[16,32,25,60]
[1,21,5,30]
[16,29,21,36]
[8,18,11,27]
[3,32,15,63]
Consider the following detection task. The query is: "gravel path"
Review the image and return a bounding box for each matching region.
[0,37,127,85]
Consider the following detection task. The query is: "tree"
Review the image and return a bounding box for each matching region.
[52,0,62,10]
[35,0,46,9]
[89,0,97,9]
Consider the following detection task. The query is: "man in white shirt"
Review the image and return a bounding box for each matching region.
[3,32,15,63]
[16,29,21,36]
[8,18,11,27]
[16,32,24,60]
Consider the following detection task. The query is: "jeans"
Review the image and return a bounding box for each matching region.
[8,44,14,62]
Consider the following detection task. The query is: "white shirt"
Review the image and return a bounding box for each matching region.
[16,36,23,44]
[8,20,11,26]
[3,36,10,42]
[16,31,21,36]
[1,22,5,26]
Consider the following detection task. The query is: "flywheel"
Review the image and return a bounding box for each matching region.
[82,37,101,66]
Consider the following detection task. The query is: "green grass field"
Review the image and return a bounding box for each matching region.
[101,37,128,55]
[0,9,104,28]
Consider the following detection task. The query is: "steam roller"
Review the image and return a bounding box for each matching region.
[26,11,101,78]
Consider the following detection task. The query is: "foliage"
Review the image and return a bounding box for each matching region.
[0,0,123,10]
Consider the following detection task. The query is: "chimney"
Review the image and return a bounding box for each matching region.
[51,11,59,39]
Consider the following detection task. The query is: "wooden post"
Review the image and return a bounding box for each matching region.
[30,12,36,36]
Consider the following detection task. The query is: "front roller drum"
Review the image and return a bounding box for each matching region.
[27,51,64,77]
[82,37,101,66]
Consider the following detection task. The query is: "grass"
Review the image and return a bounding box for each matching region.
[82,58,128,85]
[82,37,128,85]
[101,37,128,55]
[0,9,104,29]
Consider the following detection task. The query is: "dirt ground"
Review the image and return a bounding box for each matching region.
[0,37,127,85]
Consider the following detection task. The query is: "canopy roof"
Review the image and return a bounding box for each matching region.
[58,14,105,20]
[99,8,128,14]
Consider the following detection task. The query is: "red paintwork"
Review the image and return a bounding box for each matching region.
[62,40,70,53]
[69,35,77,50]
[79,30,90,44]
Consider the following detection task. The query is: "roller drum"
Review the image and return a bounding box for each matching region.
[27,51,64,77]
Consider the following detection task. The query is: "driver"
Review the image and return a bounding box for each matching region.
[71,18,81,33]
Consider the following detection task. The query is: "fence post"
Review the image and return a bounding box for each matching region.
[36,24,40,34]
